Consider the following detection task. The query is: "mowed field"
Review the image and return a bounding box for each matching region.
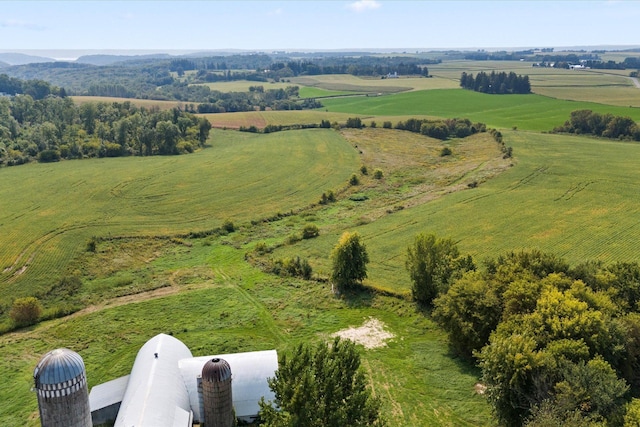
[0,129,359,305]
[321,89,640,131]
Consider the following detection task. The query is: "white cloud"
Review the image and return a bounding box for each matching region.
[347,0,382,12]
[0,19,45,31]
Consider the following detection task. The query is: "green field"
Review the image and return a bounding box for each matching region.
[0,129,358,305]
[71,96,190,110]
[321,89,640,131]
[4,56,640,427]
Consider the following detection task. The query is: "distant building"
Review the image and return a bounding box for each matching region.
[386,71,399,79]
[35,334,278,427]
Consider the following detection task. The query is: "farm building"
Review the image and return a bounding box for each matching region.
[34,334,278,427]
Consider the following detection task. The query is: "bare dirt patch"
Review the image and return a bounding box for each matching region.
[332,317,395,349]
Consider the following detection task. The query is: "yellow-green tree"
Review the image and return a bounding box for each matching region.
[330,231,369,291]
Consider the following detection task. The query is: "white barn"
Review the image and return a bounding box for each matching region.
[88,334,278,426]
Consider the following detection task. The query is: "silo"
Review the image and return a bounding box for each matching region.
[33,348,92,427]
[202,357,234,427]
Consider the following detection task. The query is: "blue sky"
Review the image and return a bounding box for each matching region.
[1,1,638,55]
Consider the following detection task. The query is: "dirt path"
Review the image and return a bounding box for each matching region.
[631,77,640,89]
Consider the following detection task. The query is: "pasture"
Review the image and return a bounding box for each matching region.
[200,110,369,129]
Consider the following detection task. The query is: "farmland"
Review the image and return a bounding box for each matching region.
[3,52,640,426]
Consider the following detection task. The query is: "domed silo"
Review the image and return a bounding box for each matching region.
[33,348,92,427]
[202,357,234,427]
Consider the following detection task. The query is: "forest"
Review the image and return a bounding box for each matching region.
[460,71,531,94]
[0,94,211,165]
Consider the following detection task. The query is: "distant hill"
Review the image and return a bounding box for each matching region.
[75,53,173,66]
[0,61,8,68]
[0,52,55,65]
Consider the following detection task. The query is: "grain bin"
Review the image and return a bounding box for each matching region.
[201,357,233,427]
[33,348,92,427]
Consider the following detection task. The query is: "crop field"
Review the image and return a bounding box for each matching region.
[191,80,295,92]
[200,110,370,128]
[290,73,458,93]
[429,60,640,106]
[321,89,640,131]
[0,129,358,308]
[71,96,190,110]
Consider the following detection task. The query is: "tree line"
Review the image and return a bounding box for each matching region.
[460,71,531,94]
[0,73,66,99]
[553,110,640,141]
[0,95,211,166]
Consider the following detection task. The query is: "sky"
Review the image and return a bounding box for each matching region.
[0,1,639,56]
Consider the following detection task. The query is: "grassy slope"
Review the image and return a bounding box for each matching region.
[321,89,640,131]
[0,129,359,304]
[271,130,640,295]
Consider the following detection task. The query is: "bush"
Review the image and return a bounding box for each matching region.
[360,165,368,175]
[440,147,452,156]
[349,174,360,186]
[373,169,384,179]
[38,149,61,163]
[222,219,235,233]
[302,224,320,239]
[9,297,43,327]
[383,121,392,129]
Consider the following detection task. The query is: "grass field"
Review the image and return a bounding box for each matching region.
[321,89,640,131]
[0,129,359,309]
[0,239,493,427]
[71,96,190,110]
[191,80,295,92]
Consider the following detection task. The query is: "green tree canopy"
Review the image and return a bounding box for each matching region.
[330,231,369,291]
[258,337,383,427]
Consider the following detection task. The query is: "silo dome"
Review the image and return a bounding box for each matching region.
[202,358,234,427]
[34,348,92,427]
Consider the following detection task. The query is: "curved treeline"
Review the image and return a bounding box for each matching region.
[553,110,640,141]
[0,95,212,167]
[460,71,531,94]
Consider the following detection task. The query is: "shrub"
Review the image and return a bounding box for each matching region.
[9,297,43,327]
[360,165,368,175]
[222,219,235,233]
[302,224,320,239]
[373,169,383,179]
[86,236,98,252]
[349,174,360,186]
[38,149,61,163]
[383,121,392,129]
[440,147,452,156]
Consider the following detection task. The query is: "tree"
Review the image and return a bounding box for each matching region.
[9,296,43,327]
[330,231,369,291]
[405,233,474,305]
[258,337,383,427]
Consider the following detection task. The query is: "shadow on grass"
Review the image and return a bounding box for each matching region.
[339,286,375,308]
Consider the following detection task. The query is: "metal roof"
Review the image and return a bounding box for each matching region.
[202,358,232,382]
[114,334,193,427]
[34,348,86,387]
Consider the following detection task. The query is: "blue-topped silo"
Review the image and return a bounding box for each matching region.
[33,348,92,427]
